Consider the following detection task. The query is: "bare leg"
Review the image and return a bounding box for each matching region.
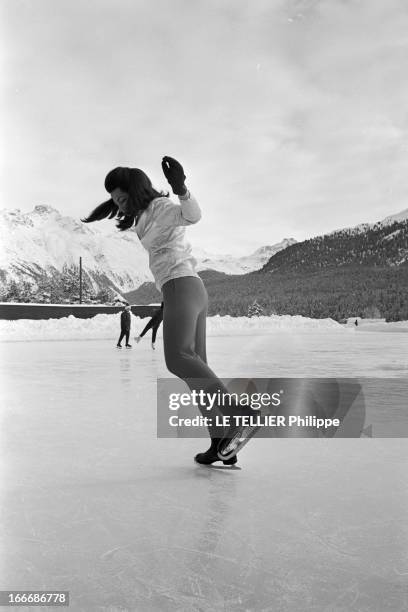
[162,277,232,441]
[194,305,208,364]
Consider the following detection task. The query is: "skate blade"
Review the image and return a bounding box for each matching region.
[210,464,241,470]
[195,462,242,470]
[217,426,260,461]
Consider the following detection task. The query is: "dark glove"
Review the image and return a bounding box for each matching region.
[161,156,187,196]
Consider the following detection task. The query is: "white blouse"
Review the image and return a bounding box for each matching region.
[135,192,202,290]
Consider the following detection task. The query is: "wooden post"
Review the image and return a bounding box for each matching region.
[79,257,83,304]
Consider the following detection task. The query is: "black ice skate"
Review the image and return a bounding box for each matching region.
[194,438,237,466]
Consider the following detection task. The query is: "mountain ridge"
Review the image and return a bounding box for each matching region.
[124,208,408,321]
[0,205,295,299]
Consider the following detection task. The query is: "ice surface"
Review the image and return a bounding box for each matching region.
[1,332,407,611]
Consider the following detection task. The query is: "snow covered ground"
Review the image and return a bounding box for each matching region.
[1,313,407,342]
[0,324,407,611]
[345,318,408,332]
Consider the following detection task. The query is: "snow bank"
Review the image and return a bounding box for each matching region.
[0,313,346,342]
[349,320,408,333]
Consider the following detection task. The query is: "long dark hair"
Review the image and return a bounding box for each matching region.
[82,167,168,231]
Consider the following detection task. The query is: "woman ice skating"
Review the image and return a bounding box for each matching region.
[136,302,163,349]
[117,304,132,349]
[82,157,258,465]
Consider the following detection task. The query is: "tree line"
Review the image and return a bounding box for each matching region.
[125,265,408,322]
[0,265,116,304]
[263,220,408,273]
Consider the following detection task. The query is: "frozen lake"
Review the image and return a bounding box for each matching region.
[1,331,407,611]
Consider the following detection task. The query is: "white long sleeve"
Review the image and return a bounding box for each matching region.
[153,192,201,227]
[178,191,202,223]
[135,193,201,290]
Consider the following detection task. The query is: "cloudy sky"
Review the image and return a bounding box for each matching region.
[2,0,408,255]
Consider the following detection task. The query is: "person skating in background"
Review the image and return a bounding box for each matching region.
[117,304,132,349]
[82,157,258,465]
[136,303,163,350]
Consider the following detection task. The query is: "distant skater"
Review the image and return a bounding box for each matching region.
[136,303,163,349]
[82,157,258,465]
[355,319,358,327]
[117,304,132,348]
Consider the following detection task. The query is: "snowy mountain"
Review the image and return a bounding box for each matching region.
[0,206,294,296]
[379,208,408,226]
[0,206,151,293]
[332,207,408,234]
[127,207,408,322]
[194,239,297,275]
[262,208,408,274]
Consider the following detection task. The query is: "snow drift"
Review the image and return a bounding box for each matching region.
[0,313,348,342]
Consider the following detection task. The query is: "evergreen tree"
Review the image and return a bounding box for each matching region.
[363,305,382,318]
[248,300,264,317]
[95,288,114,304]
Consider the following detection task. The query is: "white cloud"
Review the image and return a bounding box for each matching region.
[2,0,408,254]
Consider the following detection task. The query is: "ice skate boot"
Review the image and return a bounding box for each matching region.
[195,438,237,466]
